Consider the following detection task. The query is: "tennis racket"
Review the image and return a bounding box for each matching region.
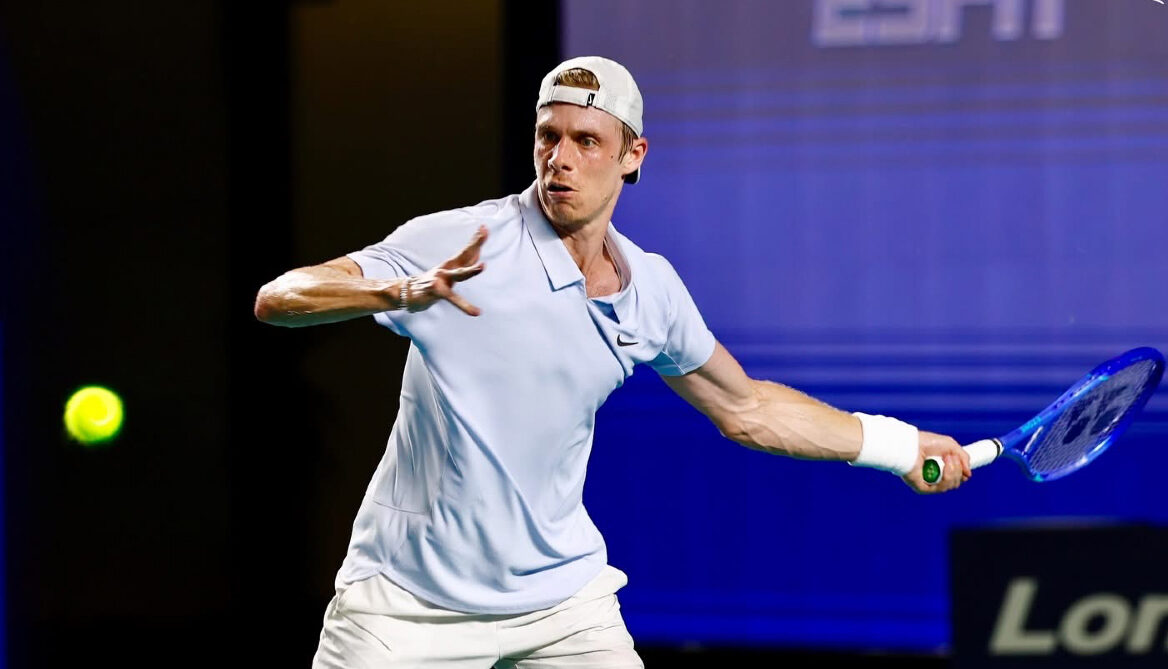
[923,346,1164,485]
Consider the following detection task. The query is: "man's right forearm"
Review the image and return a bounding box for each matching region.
[254,266,406,327]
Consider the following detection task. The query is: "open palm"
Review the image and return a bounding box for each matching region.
[406,225,488,316]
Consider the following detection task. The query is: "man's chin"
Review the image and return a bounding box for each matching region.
[547,212,587,232]
[539,198,585,228]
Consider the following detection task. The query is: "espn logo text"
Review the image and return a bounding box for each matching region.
[813,0,1065,47]
[991,577,1168,656]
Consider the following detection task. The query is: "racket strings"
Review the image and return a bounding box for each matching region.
[1026,360,1159,477]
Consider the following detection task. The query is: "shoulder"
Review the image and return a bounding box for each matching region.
[641,253,692,319]
[610,230,687,290]
[610,233,695,322]
[351,192,523,272]
[643,252,684,283]
[395,192,521,242]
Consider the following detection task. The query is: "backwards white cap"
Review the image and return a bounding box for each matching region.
[536,56,644,184]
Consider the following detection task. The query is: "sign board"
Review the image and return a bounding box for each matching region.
[951,523,1168,668]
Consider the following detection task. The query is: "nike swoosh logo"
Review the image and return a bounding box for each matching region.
[617,334,638,347]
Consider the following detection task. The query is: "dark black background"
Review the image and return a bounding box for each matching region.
[0,2,945,667]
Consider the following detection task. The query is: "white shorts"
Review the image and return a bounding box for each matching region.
[311,565,644,669]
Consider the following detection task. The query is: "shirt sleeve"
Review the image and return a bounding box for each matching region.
[647,254,717,376]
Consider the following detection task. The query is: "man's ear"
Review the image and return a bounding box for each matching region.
[622,136,648,179]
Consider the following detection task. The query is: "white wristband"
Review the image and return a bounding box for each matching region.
[849,412,919,476]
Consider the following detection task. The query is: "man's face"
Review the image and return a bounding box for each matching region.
[533,103,645,230]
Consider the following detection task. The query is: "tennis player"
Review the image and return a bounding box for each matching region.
[255,56,972,669]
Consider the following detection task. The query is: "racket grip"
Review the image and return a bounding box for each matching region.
[922,438,1003,485]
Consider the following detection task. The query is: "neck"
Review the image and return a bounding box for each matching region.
[555,217,609,274]
[533,175,626,273]
[538,191,618,273]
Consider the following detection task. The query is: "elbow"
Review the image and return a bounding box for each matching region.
[714,413,755,449]
[715,412,789,456]
[253,270,324,326]
[253,285,286,325]
[254,297,273,323]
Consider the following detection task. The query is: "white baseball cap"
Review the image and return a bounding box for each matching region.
[536,56,644,184]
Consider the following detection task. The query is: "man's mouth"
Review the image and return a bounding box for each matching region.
[547,183,573,193]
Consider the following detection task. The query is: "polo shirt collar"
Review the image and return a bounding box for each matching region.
[520,183,586,291]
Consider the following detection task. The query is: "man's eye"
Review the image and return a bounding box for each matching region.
[580,137,597,147]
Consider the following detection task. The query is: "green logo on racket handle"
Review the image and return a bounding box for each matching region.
[922,457,943,484]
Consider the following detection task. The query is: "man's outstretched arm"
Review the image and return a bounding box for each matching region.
[662,341,971,493]
[254,226,488,327]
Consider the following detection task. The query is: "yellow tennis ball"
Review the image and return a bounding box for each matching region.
[64,385,124,445]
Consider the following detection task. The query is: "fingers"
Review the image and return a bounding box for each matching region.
[410,228,488,316]
[413,281,482,317]
[938,445,970,490]
[944,454,965,487]
[917,456,962,493]
[432,265,485,316]
[911,432,972,494]
[449,225,488,267]
[943,439,971,483]
[427,267,483,316]
[441,263,485,284]
[442,290,481,317]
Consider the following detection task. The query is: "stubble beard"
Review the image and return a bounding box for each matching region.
[540,187,615,234]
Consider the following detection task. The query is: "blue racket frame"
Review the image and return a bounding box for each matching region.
[998,346,1165,481]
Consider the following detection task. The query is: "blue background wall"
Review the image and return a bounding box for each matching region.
[567,0,1168,653]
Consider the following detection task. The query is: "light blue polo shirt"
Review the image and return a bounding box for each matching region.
[338,182,716,614]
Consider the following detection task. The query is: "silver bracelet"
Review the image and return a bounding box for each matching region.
[399,276,412,311]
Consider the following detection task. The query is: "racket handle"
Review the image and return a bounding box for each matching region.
[922,438,1003,485]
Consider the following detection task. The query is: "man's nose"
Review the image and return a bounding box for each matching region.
[548,139,573,172]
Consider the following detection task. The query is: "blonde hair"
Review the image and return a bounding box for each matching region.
[553,68,639,158]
